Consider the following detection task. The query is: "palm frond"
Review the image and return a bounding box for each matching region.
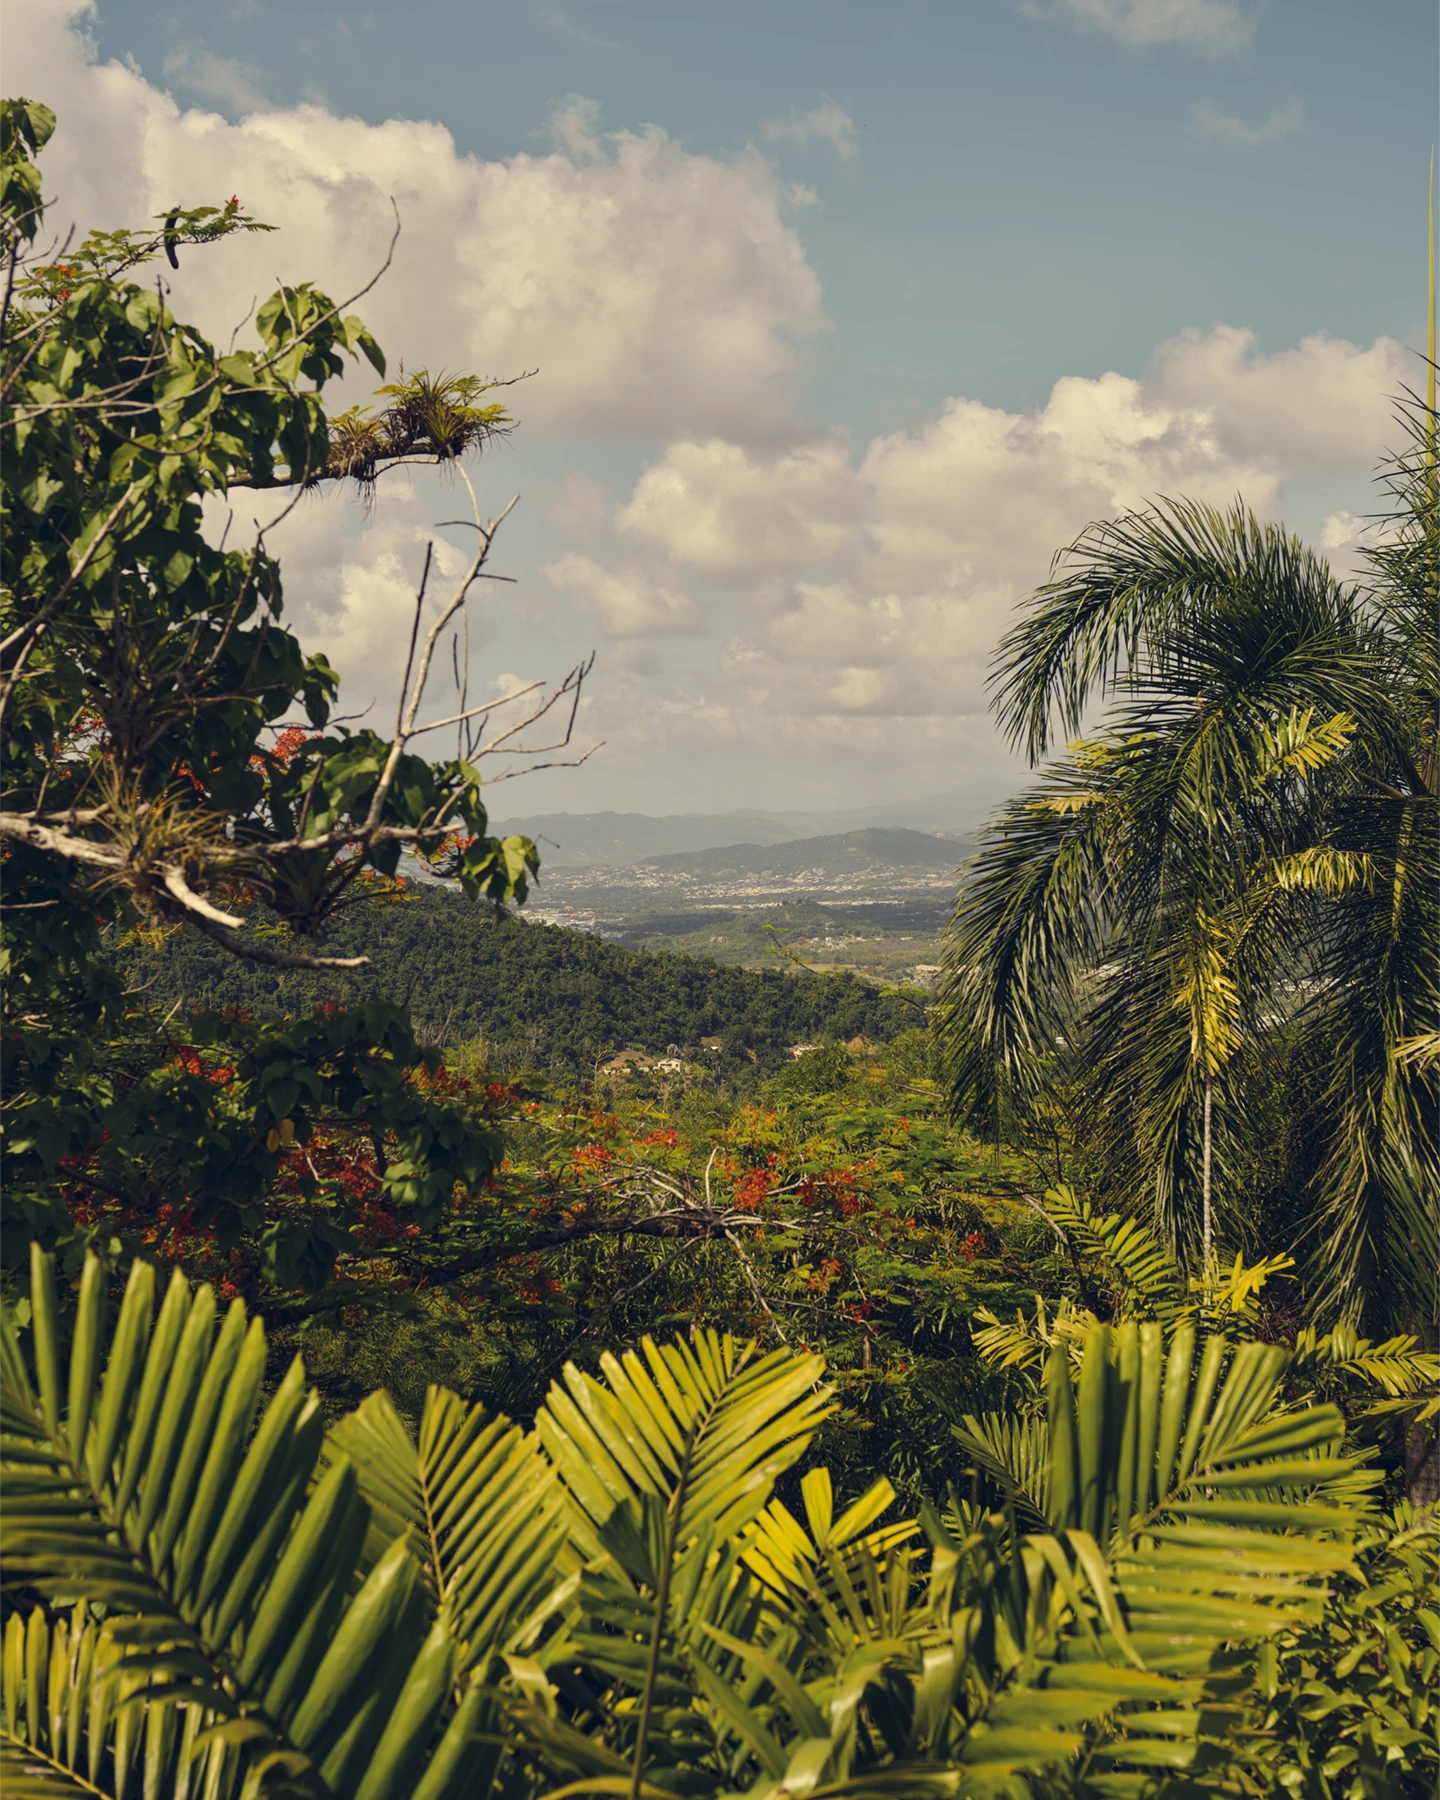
[1,1249,574,1800]
[970,1298,1094,1375]
[1042,1186,1186,1318]
[528,1333,833,1797]
[327,1385,573,1681]
[535,1331,833,1549]
[1291,1321,1440,1423]
[0,1599,217,1800]
[0,1257,1382,1800]
[992,497,1364,765]
[951,1414,1050,1527]
[936,766,1113,1137]
[1298,812,1440,1324]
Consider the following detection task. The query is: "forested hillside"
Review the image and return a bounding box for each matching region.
[115,883,925,1070]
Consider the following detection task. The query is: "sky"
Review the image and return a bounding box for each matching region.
[8,0,1437,818]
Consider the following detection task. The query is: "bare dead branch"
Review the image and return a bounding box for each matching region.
[396,545,433,737]
[0,813,131,870]
[359,490,521,836]
[479,741,604,784]
[406,681,545,739]
[193,917,370,972]
[162,866,244,929]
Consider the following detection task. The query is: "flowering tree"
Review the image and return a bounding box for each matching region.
[1,98,593,1295]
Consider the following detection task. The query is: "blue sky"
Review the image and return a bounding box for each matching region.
[13,0,1438,815]
[81,0,1437,410]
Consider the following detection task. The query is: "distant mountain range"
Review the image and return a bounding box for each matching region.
[641,828,964,881]
[491,779,1018,867]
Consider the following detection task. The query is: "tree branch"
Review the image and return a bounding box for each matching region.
[193,918,369,972]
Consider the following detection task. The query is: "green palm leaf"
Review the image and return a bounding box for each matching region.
[950,1416,1050,1529]
[1042,1187,1185,1319]
[0,1598,217,1799]
[327,1384,574,1679]
[531,1332,832,1799]
[0,1256,1376,1800]
[535,1331,832,1547]
[2,1248,561,1800]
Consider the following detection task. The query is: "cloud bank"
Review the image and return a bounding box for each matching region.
[7,0,1407,803]
[10,0,825,443]
[598,325,1406,741]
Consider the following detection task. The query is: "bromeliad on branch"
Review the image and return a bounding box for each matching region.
[1,98,598,966]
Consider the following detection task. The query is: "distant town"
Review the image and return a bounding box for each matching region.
[510,826,967,985]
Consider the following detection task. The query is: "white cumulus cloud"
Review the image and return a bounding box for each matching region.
[599,322,1409,730]
[618,437,865,579]
[543,552,699,636]
[161,45,275,116]
[1320,511,1365,551]
[7,0,827,443]
[5,0,1407,797]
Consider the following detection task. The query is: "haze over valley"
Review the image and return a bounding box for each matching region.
[496,806,985,983]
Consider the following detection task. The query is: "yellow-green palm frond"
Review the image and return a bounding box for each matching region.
[535,1331,833,1552]
[1396,1028,1440,1069]
[1043,1185,1187,1319]
[0,1249,571,1800]
[740,1469,924,1656]
[0,1600,214,1800]
[1269,844,1377,896]
[326,1385,575,1680]
[1253,705,1356,783]
[970,1297,1096,1374]
[1026,791,1104,816]
[743,1468,917,1596]
[1170,907,1246,1074]
[1291,1320,1440,1421]
[1195,1251,1296,1330]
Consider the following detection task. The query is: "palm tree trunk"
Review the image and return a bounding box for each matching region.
[1403,1299,1439,1506]
[1399,193,1434,1411]
[1405,1401,1439,1505]
[1202,1072,1214,1271]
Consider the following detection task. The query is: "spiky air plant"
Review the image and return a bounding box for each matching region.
[322,370,517,502]
[54,766,245,922]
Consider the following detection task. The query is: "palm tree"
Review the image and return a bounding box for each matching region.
[936,500,1375,1274]
[938,505,1368,1243]
[936,414,1437,1326]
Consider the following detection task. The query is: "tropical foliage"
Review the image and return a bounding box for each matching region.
[4,1242,1410,1800]
[19,1025,1034,1502]
[3,92,1438,1800]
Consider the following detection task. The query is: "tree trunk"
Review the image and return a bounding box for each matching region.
[1201,1072,1213,1271]
[1405,1417,1439,1506]
[1404,1303,1439,1506]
